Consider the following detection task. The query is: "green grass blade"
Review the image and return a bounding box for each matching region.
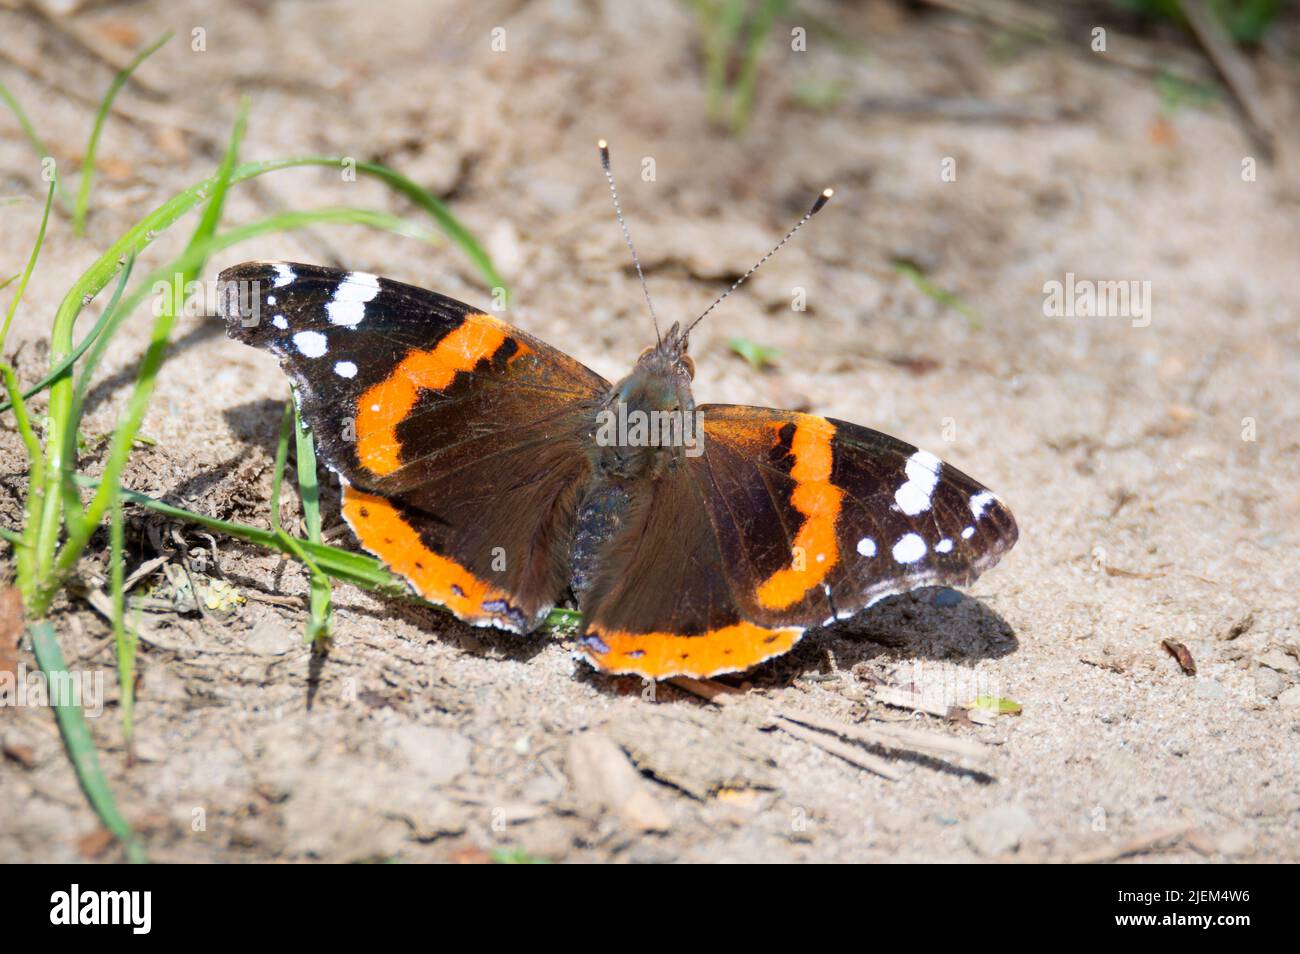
[347,158,506,293]
[2,179,56,601]
[0,80,72,210]
[292,401,333,644]
[44,103,249,609]
[28,621,147,863]
[0,178,56,357]
[731,0,789,135]
[74,476,581,631]
[269,401,293,530]
[0,255,133,415]
[73,32,173,235]
[1,364,44,587]
[892,260,983,330]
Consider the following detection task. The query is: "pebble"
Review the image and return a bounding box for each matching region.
[965,804,1038,857]
[244,620,298,656]
[1276,686,1300,707]
[1253,666,1285,699]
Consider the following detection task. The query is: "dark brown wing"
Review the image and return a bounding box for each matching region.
[219,261,609,631]
[578,404,1016,678]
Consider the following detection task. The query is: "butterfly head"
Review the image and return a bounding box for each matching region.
[618,321,695,414]
[594,323,699,479]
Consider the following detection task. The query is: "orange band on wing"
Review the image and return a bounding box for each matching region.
[755,418,843,610]
[354,315,527,477]
[342,485,525,628]
[582,622,803,679]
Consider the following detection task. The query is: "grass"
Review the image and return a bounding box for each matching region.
[0,81,73,211]
[891,258,982,330]
[0,86,530,860]
[1114,0,1283,44]
[728,336,780,370]
[74,32,173,235]
[693,0,791,135]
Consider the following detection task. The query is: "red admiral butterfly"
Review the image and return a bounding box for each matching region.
[219,143,1017,679]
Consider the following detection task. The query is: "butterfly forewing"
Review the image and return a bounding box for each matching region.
[693,406,1017,629]
[218,261,610,631]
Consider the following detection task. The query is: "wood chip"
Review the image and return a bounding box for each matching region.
[1219,612,1254,641]
[873,686,950,719]
[122,555,170,592]
[77,825,117,860]
[566,732,671,833]
[668,676,743,706]
[1162,639,1197,676]
[2,740,36,769]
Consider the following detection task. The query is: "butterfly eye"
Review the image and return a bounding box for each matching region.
[681,355,695,379]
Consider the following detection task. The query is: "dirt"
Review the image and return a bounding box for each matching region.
[2,1,1298,863]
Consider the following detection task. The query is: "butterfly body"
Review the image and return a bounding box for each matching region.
[219,262,1017,679]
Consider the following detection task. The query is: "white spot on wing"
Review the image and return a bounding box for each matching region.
[892,533,927,564]
[856,537,876,557]
[961,526,975,539]
[267,295,276,306]
[326,272,381,327]
[272,263,294,288]
[272,314,288,329]
[894,450,942,516]
[334,360,357,378]
[969,491,996,519]
[326,301,366,326]
[292,330,327,357]
[935,538,953,553]
[335,272,380,300]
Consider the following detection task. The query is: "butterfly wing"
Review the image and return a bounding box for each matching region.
[579,404,1017,678]
[219,261,610,631]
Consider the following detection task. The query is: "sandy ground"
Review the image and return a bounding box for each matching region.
[1,0,1298,863]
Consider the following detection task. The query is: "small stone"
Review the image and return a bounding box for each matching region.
[965,804,1038,857]
[390,725,471,785]
[1254,666,1285,699]
[1276,686,1300,707]
[244,619,297,656]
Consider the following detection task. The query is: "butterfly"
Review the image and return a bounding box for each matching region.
[217,144,1017,680]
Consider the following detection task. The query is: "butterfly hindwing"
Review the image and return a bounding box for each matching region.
[575,461,803,679]
[578,405,1016,677]
[218,261,610,631]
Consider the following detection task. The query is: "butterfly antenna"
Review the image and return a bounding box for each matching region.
[683,187,834,339]
[599,139,661,346]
